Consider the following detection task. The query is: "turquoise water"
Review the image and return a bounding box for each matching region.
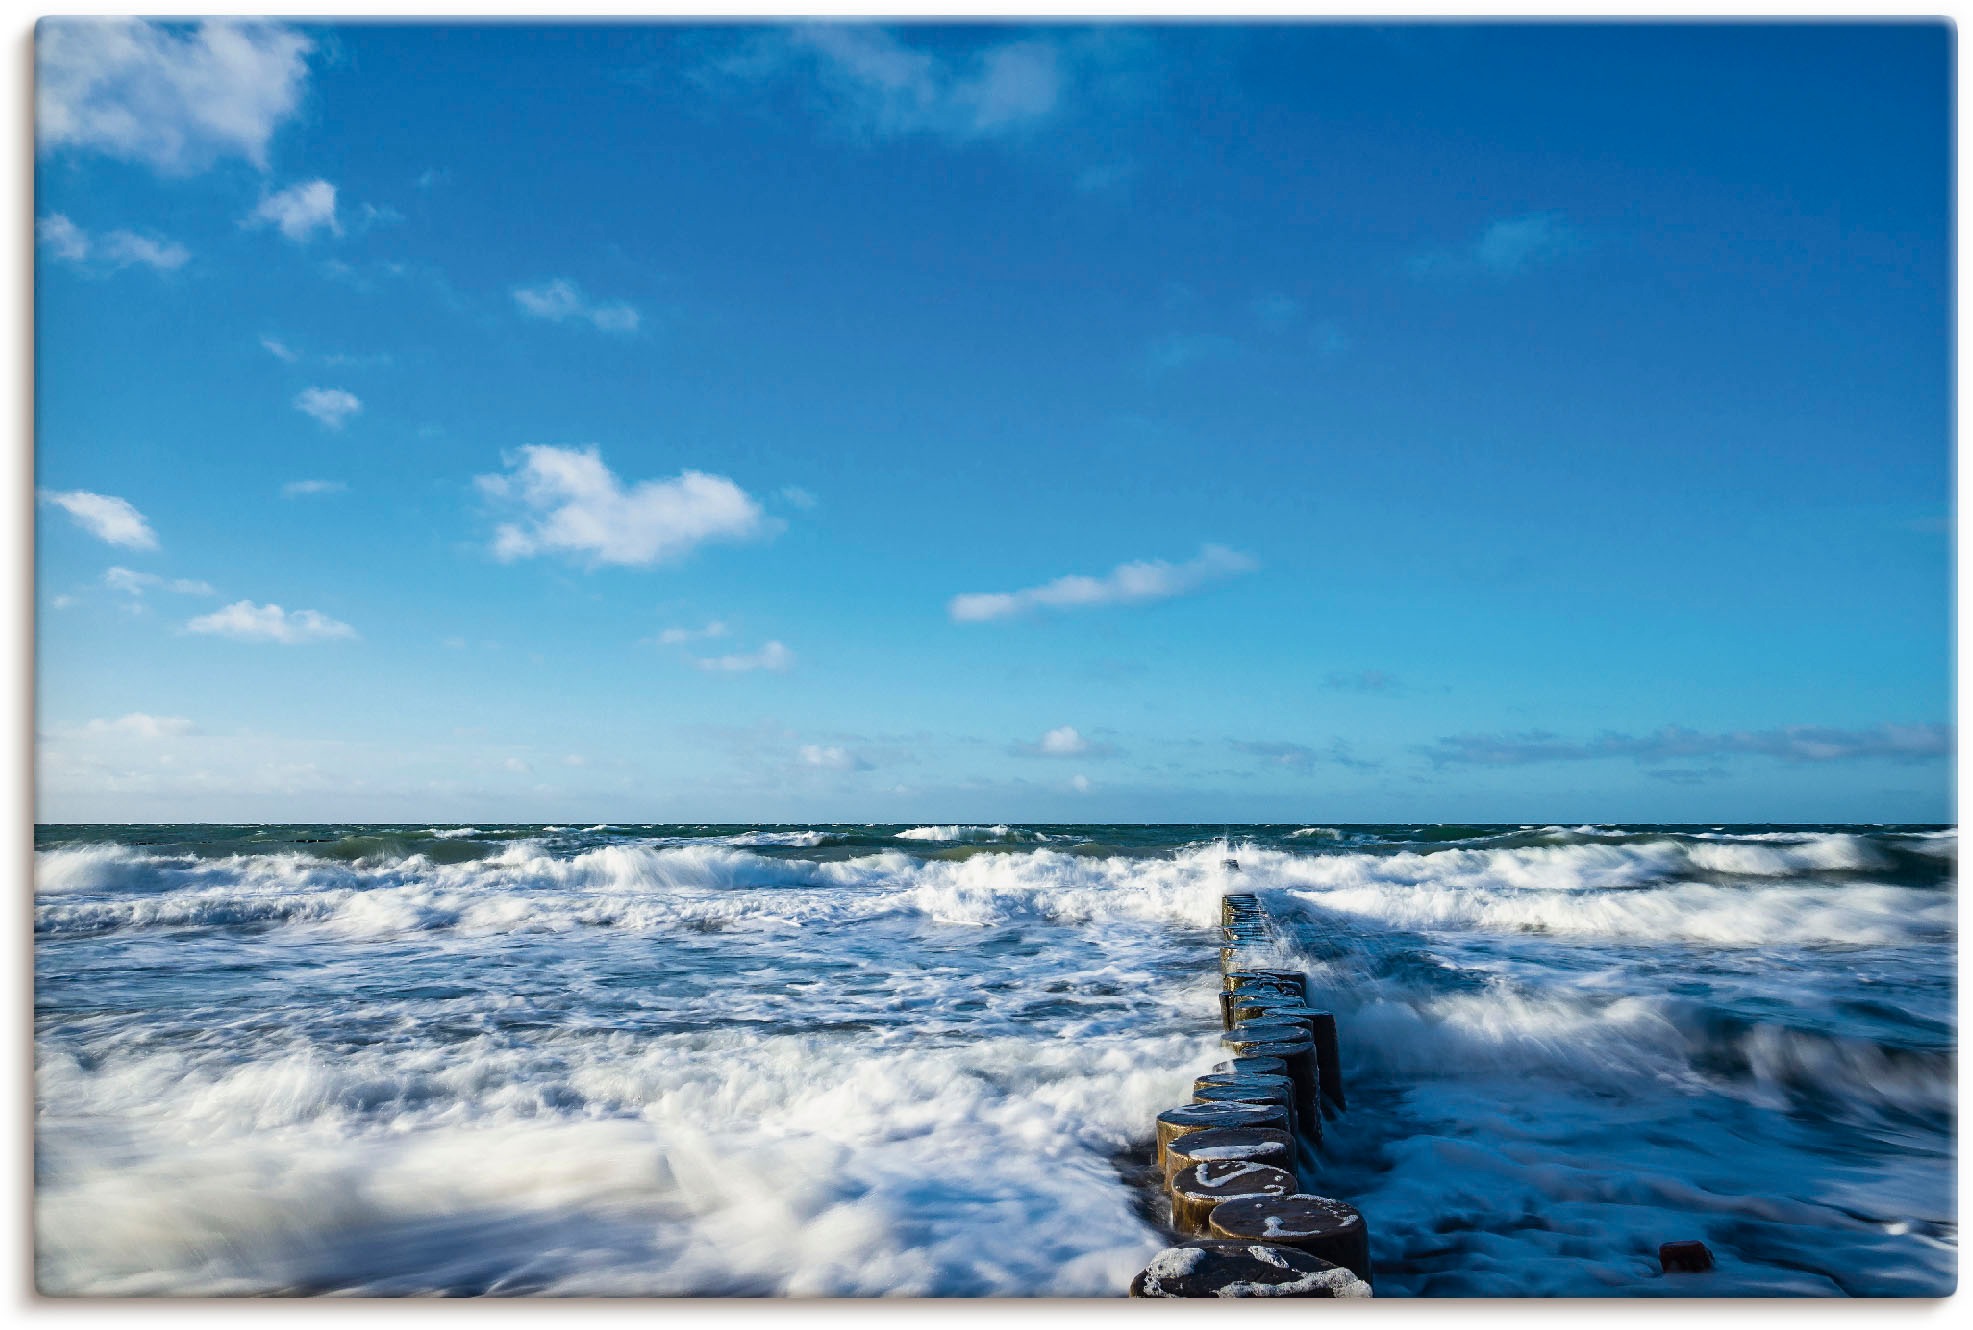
[33,823,1955,1295]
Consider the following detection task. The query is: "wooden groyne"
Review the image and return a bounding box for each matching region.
[1129,885,1374,1299]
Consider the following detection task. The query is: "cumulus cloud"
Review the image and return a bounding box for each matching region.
[657,620,729,645]
[477,445,773,568]
[1412,211,1580,279]
[81,713,196,740]
[950,544,1256,623]
[1015,725,1119,759]
[512,279,640,333]
[696,641,794,673]
[37,214,188,271]
[185,600,356,644]
[282,479,347,498]
[39,489,158,549]
[799,743,870,771]
[247,179,338,241]
[1420,723,1953,768]
[36,18,313,173]
[104,566,214,597]
[294,387,361,429]
[711,25,1069,142]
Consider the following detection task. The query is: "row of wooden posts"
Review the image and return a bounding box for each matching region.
[1128,887,1376,1298]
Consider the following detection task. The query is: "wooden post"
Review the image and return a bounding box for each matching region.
[1129,1242,1373,1298]
[1168,1160,1297,1235]
[1208,1194,1373,1287]
[1160,1126,1295,1183]
[1155,1101,1291,1169]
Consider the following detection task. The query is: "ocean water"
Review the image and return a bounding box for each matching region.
[33,823,1956,1297]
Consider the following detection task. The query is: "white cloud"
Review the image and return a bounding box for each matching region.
[36,214,88,261]
[745,26,1069,141]
[81,713,196,740]
[38,489,158,549]
[502,756,530,774]
[561,754,587,767]
[778,486,818,509]
[950,544,1257,623]
[799,743,868,771]
[1039,725,1087,755]
[247,179,339,241]
[477,445,773,568]
[512,279,640,333]
[657,620,729,645]
[1071,774,1091,793]
[104,566,214,596]
[261,335,299,362]
[99,230,189,270]
[696,641,794,673]
[282,479,347,498]
[185,600,356,644]
[295,387,361,429]
[36,18,313,173]
[37,214,188,271]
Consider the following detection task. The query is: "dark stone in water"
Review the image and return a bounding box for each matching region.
[1660,1240,1715,1273]
[1130,1241,1372,1298]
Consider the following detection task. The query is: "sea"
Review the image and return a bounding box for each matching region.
[32,822,1956,1297]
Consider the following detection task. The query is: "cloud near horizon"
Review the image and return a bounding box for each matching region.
[950,544,1256,622]
[1015,725,1118,759]
[185,600,356,644]
[39,489,158,549]
[36,18,314,173]
[696,641,794,673]
[477,445,774,568]
[1421,722,1952,768]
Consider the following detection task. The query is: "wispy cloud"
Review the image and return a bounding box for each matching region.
[477,445,774,568]
[260,335,299,362]
[710,25,1069,143]
[37,214,188,271]
[39,489,158,549]
[81,712,196,740]
[1146,331,1239,374]
[656,620,729,645]
[1411,211,1581,279]
[1014,725,1118,759]
[36,18,313,173]
[281,479,347,498]
[512,279,640,333]
[247,179,338,241]
[1323,669,1399,693]
[104,566,214,597]
[1421,723,1953,768]
[778,486,818,510]
[799,743,870,771]
[294,387,361,429]
[696,641,794,673]
[1229,737,1380,773]
[185,600,356,644]
[950,544,1256,623]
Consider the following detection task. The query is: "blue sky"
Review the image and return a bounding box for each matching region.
[33,19,1953,824]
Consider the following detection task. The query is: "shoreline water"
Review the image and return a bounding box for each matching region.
[32,823,1956,1296]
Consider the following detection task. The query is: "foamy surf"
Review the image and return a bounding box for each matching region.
[33,822,1955,1296]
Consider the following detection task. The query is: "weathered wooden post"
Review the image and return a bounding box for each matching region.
[1167,1160,1297,1235]
[1130,1243,1372,1298]
[1160,1126,1296,1183]
[1207,1194,1373,1287]
[1154,1101,1290,1169]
